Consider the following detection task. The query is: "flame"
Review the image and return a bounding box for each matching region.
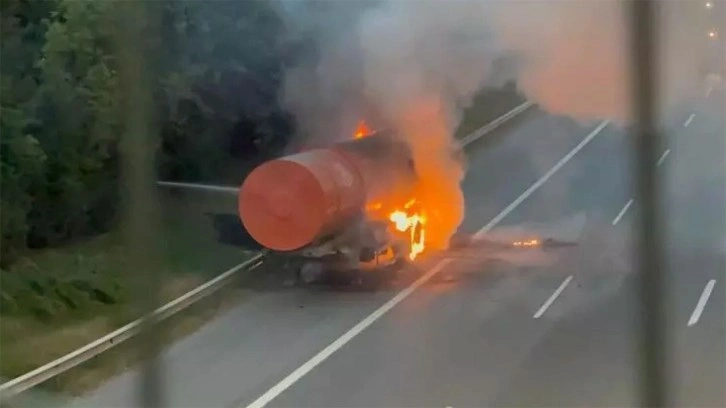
[513,238,541,248]
[354,120,373,139]
[388,201,426,260]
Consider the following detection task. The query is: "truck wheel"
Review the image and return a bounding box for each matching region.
[299,261,324,284]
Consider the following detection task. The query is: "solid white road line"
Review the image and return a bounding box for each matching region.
[533,275,573,319]
[656,149,670,167]
[242,121,611,408]
[687,279,717,327]
[612,199,634,226]
[683,113,695,127]
[243,259,453,408]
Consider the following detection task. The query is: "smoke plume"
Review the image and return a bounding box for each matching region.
[275,0,714,247]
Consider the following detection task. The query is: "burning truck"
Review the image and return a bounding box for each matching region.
[238,125,434,285]
[161,122,583,288]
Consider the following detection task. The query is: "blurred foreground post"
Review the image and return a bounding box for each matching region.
[628,0,669,406]
[116,2,165,407]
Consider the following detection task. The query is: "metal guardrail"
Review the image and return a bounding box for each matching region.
[458,101,535,148]
[0,99,534,402]
[155,181,240,194]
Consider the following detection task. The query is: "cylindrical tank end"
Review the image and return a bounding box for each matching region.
[238,159,327,251]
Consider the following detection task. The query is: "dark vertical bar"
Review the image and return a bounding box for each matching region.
[116,1,165,407]
[628,0,669,407]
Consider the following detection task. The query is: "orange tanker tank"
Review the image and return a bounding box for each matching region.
[239,132,417,252]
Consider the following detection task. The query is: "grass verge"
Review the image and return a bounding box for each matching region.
[0,189,254,395]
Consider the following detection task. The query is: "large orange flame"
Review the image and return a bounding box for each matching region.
[388,198,426,260]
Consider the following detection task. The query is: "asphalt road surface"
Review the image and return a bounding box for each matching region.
[76,88,725,408]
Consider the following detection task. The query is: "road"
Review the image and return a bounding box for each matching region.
[76,89,725,408]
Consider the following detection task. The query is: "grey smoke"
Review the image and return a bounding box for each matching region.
[273,0,716,246]
[276,0,712,139]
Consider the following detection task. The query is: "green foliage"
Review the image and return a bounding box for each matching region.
[1,0,54,265]
[28,0,122,248]
[0,0,289,264]
[152,0,290,180]
[0,262,124,323]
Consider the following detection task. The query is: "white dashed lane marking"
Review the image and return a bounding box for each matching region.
[688,280,717,327]
[533,275,573,319]
[683,113,695,127]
